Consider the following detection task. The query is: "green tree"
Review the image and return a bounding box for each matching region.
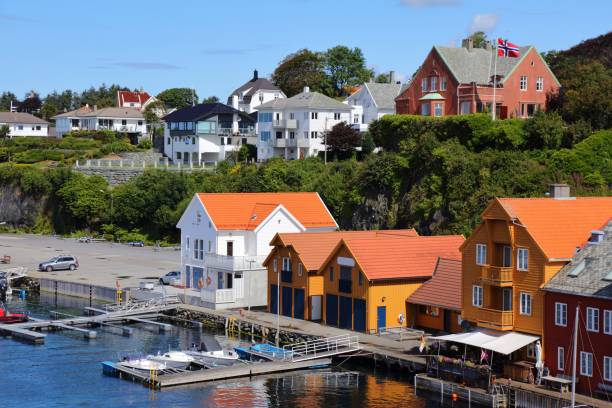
[272,49,328,97]
[0,92,18,111]
[325,122,361,159]
[324,46,373,97]
[361,132,375,155]
[0,124,10,140]
[157,88,199,110]
[18,91,42,114]
[202,96,220,104]
[375,73,389,83]
[57,173,109,229]
[470,31,488,48]
[523,111,565,149]
[40,100,59,121]
[142,99,166,124]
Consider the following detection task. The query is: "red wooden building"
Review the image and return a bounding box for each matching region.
[543,221,612,400]
[395,38,560,119]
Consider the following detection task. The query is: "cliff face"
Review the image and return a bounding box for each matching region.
[0,184,47,227]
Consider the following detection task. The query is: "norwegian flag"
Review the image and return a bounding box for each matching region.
[497,38,520,58]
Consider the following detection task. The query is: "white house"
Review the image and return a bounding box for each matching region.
[176,192,338,309]
[227,70,286,114]
[0,112,49,137]
[52,105,146,138]
[256,87,352,160]
[346,80,402,132]
[163,103,257,165]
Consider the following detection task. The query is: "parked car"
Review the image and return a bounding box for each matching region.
[77,236,91,243]
[159,271,181,285]
[39,256,79,272]
[127,241,145,247]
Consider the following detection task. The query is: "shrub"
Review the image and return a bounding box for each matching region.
[137,139,152,149]
[59,137,101,150]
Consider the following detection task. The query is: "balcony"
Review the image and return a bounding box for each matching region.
[201,288,235,304]
[272,119,298,129]
[273,120,286,128]
[481,266,513,286]
[297,139,312,148]
[188,253,267,271]
[286,119,298,129]
[339,279,352,294]
[218,127,256,137]
[477,307,514,330]
[281,269,292,283]
[274,138,286,148]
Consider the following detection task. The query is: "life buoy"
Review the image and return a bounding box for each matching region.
[197,278,203,289]
[206,276,211,286]
[398,313,405,325]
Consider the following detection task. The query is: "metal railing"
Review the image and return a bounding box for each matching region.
[201,288,234,304]
[282,334,360,362]
[74,159,216,170]
[103,295,182,313]
[372,326,425,341]
[190,253,267,271]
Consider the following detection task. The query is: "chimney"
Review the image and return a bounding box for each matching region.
[483,41,492,51]
[253,69,259,81]
[389,71,396,84]
[303,86,310,93]
[461,37,474,51]
[93,104,97,111]
[231,95,239,109]
[548,183,571,199]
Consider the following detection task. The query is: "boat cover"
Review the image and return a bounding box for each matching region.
[432,331,539,355]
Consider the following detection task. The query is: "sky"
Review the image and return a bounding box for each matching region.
[1,0,610,101]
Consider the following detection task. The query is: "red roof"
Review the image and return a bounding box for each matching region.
[197,192,337,231]
[407,258,462,310]
[117,91,151,107]
[325,235,464,281]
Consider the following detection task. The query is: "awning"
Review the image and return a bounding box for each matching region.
[432,331,539,355]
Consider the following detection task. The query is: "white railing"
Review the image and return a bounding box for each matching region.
[74,159,216,171]
[103,295,182,313]
[197,253,267,271]
[201,288,235,304]
[371,326,425,341]
[282,334,360,362]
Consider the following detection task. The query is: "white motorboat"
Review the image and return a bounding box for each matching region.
[147,351,195,369]
[185,348,240,366]
[117,357,167,372]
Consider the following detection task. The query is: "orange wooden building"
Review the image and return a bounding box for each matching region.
[406,257,463,334]
[461,187,612,352]
[320,235,464,333]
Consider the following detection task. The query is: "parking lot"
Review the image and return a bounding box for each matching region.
[0,234,180,289]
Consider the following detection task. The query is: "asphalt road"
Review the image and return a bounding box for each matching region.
[0,234,180,288]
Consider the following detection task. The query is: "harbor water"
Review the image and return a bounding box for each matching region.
[0,293,433,407]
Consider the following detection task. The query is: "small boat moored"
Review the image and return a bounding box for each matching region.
[0,302,28,324]
[147,351,195,370]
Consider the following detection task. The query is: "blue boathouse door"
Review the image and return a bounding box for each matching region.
[282,286,293,317]
[270,284,278,314]
[339,296,352,329]
[353,299,366,332]
[377,306,387,333]
[326,294,338,326]
[185,266,191,288]
[294,288,305,320]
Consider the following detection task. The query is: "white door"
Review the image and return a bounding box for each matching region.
[311,295,322,320]
[234,273,244,299]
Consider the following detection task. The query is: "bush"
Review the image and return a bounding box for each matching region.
[523,111,565,149]
[59,137,101,150]
[137,139,152,149]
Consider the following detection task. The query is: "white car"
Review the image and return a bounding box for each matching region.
[159,271,181,285]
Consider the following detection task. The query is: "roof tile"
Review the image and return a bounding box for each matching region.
[407,258,462,310]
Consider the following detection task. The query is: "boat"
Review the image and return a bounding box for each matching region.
[186,348,239,366]
[116,356,168,372]
[234,343,291,362]
[147,351,195,369]
[0,302,28,324]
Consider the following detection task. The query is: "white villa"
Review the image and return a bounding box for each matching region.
[346,78,402,132]
[256,87,352,160]
[227,70,285,114]
[163,103,256,165]
[0,112,49,137]
[177,192,338,309]
[52,105,146,138]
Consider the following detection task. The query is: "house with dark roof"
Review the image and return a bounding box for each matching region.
[162,102,256,165]
[346,74,402,132]
[52,105,146,138]
[406,257,463,334]
[543,220,612,399]
[256,86,352,160]
[0,112,49,137]
[227,69,286,114]
[395,38,561,119]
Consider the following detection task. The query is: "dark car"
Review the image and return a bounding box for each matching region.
[127,241,145,247]
[39,256,79,272]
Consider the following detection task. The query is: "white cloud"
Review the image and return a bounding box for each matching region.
[468,13,499,34]
[401,0,458,7]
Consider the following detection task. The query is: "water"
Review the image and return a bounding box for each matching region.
[0,293,431,407]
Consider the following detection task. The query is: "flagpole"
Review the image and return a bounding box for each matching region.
[492,39,498,121]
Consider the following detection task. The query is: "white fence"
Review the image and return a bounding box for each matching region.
[282,334,360,362]
[74,159,217,170]
[201,288,234,304]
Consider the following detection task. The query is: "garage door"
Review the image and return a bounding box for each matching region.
[294,288,305,320]
[339,296,352,330]
[310,295,322,321]
[270,284,278,314]
[353,299,366,332]
[282,286,293,317]
[326,294,338,326]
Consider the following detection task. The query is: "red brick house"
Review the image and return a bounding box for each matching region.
[543,221,612,400]
[116,90,153,110]
[395,38,561,119]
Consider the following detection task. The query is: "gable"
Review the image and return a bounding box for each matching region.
[176,194,215,230]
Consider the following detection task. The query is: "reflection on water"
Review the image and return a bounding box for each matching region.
[0,293,432,408]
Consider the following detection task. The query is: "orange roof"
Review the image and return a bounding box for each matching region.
[496,197,612,259]
[197,192,337,230]
[268,229,418,271]
[407,258,462,310]
[324,235,464,281]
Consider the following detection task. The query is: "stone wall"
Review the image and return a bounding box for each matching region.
[74,167,146,185]
[0,184,47,227]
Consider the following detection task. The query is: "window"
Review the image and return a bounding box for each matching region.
[191,137,195,144]
[178,122,185,130]
[298,263,303,277]
[520,292,532,315]
[304,112,308,120]
[605,356,612,381]
[520,76,527,91]
[587,307,599,332]
[536,77,544,91]
[17,125,23,130]
[259,112,273,122]
[176,152,182,160]
[303,131,309,139]
[310,131,318,139]
[517,248,529,271]
[604,310,612,334]
[193,239,204,260]
[329,266,334,281]
[186,237,190,250]
[580,352,593,377]
[502,246,512,267]
[430,77,437,91]
[460,101,471,115]
[558,347,565,371]
[440,77,447,91]
[260,131,271,142]
[259,93,264,102]
[289,112,295,120]
[289,131,295,139]
[353,114,359,124]
[122,120,127,126]
[555,302,567,326]
[472,285,483,307]
[187,122,193,130]
[311,112,318,120]
[476,244,487,266]
[282,257,292,271]
[421,103,430,116]
[358,272,363,286]
[339,266,352,293]
[208,240,211,252]
[421,78,427,92]
[167,137,171,145]
[35,125,41,131]
[433,103,443,117]
[273,259,277,272]
[334,112,341,120]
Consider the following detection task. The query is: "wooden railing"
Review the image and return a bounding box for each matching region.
[481,266,513,286]
[477,307,513,330]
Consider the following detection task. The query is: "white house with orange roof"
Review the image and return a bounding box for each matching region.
[176,192,338,309]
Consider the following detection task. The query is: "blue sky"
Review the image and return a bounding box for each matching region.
[1,0,610,101]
